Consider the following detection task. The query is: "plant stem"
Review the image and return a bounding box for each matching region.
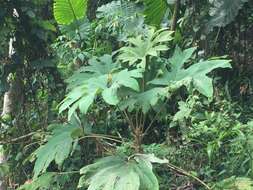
[135,109,140,128]
[57,171,80,175]
[143,98,169,136]
[165,163,211,190]
[133,128,143,153]
[78,134,123,143]
[0,131,41,144]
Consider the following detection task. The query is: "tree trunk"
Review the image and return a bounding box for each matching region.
[1,73,22,117]
[0,37,23,190]
[171,0,180,31]
[86,0,112,21]
[0,152,6,190]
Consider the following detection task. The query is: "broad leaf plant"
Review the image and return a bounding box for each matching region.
[28,2,232,190]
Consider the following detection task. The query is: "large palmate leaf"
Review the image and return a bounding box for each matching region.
[54,0,87,25]
[33,123,79,178]
[209,0,248,28]
[78,154,165,190]
[150,46,231,98]
[59,55,142,119]
[118,28,173,68]
[143,0,168,26]
[119,88,168,113]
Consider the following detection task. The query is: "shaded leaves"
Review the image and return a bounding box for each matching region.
[150,46,231,98]
[33,123,80,178]
[78,154,165,190]
[59,55,142,119]
[209,0,248,28]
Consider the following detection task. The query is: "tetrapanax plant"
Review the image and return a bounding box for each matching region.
[31,25,231,190]
[55,27,230,189]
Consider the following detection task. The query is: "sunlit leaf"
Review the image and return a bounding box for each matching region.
[54,0,87,25]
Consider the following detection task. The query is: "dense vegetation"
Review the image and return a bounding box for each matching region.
[0,0,253,189]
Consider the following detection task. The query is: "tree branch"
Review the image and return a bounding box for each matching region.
[0,132,39,145]
[165,162,211,190]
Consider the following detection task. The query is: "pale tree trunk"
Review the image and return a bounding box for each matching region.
[0,9,23,190]
[0,44,14,190]
[0,152,6,190]
[0,72,22,190]
[0,46,23,190]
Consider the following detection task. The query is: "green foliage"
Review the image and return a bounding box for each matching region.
[78,154,167,190]
[96,0,144,41]
[18,173,56,190]
[59,54,143,119]
[172,101,192,122]
[215,177,253,190]
[54,0,87,25]
[209,0,248,28]
[0,163,9,179]
[118,28,173,68]
[33,123,80,178]
[170,97,253,180]
[59,19,90,40]
[143,0,168,26]
[3,0,253,190]
[119,87,168,113]
[150,46,232,97]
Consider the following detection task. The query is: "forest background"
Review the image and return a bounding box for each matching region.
[1,0,253,189]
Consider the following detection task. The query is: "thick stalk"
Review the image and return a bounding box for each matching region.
[133,127,143,153]
[133,57,148,153]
